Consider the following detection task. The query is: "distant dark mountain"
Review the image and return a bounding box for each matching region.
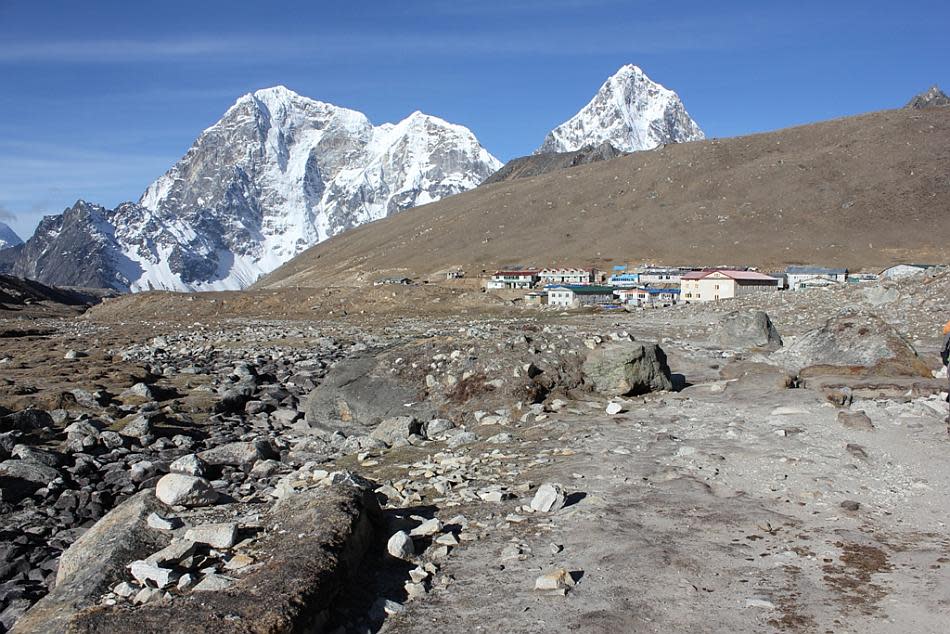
[906,85,949,109]
[0,273,112,310]
[0,200,143,290]
[0,221,22,251]
[482,142,626,186]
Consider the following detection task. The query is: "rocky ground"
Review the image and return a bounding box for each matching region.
[0,270,948,632]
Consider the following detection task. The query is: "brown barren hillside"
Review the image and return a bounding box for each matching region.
[257,107,950,288]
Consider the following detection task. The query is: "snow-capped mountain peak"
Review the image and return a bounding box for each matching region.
[0,221,23,250]
[537,64,704,154]
[10,88,501,292]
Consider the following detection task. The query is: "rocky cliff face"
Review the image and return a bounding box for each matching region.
[3,87,501,291]
[0,201,143,290]
[537,64,703,154]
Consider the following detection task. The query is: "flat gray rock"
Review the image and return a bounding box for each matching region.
[198,439,275,468]
[183,523,238,549]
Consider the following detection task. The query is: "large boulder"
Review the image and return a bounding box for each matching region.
[716,310,783,350]
[11,491,169,634]
[0,459,62,503]
[582,342,673,396]
[68,483,381,634]
[305,354,434,435]
[772,309,931,377]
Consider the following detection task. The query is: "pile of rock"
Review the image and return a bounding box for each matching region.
[109,517,249,606]
[13,474,381,633]
[4,317,678,631]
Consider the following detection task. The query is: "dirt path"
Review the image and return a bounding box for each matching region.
[385,363,950,633]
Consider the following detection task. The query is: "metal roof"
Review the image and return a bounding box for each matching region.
[786,266,847,275]
[618,287,681,295]
[549,285,616,294]
[681,269,778,282]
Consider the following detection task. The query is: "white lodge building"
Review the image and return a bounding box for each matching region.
[547,285,616,307]
[638,267,685,285]
[539,268,593,286]
[681,270,780,302]
[785,266,848,290]
[486,270,540,290]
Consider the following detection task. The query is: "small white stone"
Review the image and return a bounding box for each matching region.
[113,581,136,598]
[410,518,442,537]
[745,598,776,609]
[129,560,177,588]
[133,586,162,605]
[372,597,407,617]
[184,523,239,549]
[530,483,566,513]
[477,490,504,503]
[405,581,427,600]
[146,512,180,531]
[534,568,575,595]
[192,573,234,592]
[169,454,206,477]
[387,531,415,560]
[177,573,195,591]
[145,539,195,565]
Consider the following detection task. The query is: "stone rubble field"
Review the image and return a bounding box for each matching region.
[0,270,948,633]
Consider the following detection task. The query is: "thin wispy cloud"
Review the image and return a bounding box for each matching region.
[421,0,637,16]
[0,17,771,65]
[0,142,176,236]
[0,37,240,63]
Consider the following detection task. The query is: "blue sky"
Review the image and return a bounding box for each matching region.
[1,0,948,239]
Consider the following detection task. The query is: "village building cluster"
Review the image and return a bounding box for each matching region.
[477,263,936,309]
